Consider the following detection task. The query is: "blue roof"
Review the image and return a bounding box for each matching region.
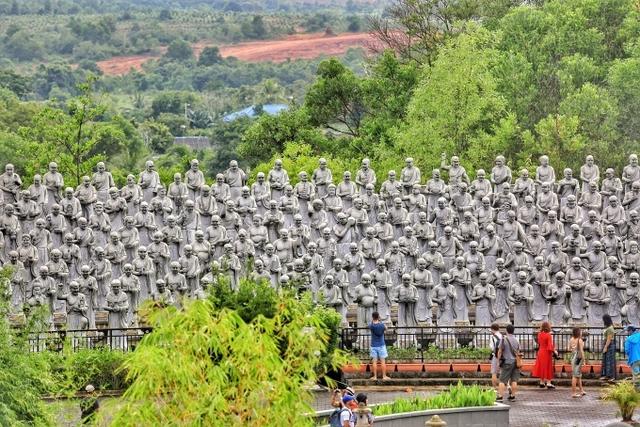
[222,104,289,122]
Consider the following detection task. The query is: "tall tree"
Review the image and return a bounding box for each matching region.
[369,0,483,65]
[395,28,511,174]
[108,280,347,426]
[19,79,122,186]
[304,59,364,137]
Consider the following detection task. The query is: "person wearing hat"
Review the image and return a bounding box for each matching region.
[624,325,640,388]
[341,394,358,427]
[351,393,373,426]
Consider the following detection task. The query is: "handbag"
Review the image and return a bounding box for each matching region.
[505,336,523,369]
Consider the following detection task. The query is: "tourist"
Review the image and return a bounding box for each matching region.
[624,325,640,387]
[497,324,521,402]
[341,394,359,427]
[569,327,586,398]
[489,323,503,392]
[369,311,390,381]
[352,393,374,426]
[601,314,617,382]
[532,321,558,389]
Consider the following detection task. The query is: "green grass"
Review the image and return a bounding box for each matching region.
[373,382,496,416]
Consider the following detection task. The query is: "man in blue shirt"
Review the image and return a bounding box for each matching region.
[369,311,390,380]
[624,325,640,387]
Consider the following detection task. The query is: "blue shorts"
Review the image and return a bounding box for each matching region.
[370,345,388,360]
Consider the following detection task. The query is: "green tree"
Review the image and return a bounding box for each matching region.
[19,79,113,186]
[608,57,640,143]
[395,28,510,175]
[239,108,328,165]
[0,266,53,426]
[304,58,364,137]
[164,39,193,61]
[0,69,31,98]
[369,0,483,65]
[150,91,197,118]
[520,114,586,173]
[198,46,223,66]
[241,15,267,39]
[108,281,347,426]
[558,83,620,169]
[140,120,174,154]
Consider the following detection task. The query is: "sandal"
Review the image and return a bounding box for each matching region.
[546,384,556,389]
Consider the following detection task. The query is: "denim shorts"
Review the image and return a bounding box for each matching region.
[370,345,388,360]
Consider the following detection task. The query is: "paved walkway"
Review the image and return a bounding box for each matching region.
[315,386,634,426]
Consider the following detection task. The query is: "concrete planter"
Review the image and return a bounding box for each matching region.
[367,404,510,427]
[316,404,509,427]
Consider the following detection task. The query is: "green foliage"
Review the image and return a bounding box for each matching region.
[0,69,31,98]
[208,276,278,322]
[164,38,194,61]
[198,46,223,66]
[250,142,359,186]
[373,382,496,416]
[395,27,509,176]
[304,58,364,137]
[603,379,640,421]
[239,108,330,165]
[18,79,117,186]
[38,348,129,396]
[378,345,492,361]
[0,266,53,426]
[140,119,174,153]
[150,90,198,116]
[108,279,350,426]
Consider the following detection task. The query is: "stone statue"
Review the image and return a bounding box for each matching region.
[566,257,590,323]
[353,274,377,328]
[546,272,570,327]
[509,271,533,327]
[470,272,496,327]
[584,272,610,327]
[431,273,456,328]
[56,280,89,330]
[410,258,434,324]
[396,274,418,330]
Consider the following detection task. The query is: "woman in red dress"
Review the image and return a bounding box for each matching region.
[532,321,558,388]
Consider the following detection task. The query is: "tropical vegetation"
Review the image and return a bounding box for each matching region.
[373,382,496,416]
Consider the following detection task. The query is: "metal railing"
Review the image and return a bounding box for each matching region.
[339,326,631,363]
[26,325,632,365]
[27,327,153,352]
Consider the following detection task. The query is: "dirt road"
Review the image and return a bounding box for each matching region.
[96,32,374,76]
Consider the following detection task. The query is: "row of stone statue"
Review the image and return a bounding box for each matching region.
[3,153,640,331]
[6,241,636,334]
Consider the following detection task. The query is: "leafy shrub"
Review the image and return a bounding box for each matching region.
[603,380,640,421]
[107,282,351,426]
[374,382,495,416]
[39,348,129,395]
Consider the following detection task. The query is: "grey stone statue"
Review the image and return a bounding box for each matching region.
[431,273,456,328]
[584,272,610,327]
[353,274,378,328]
[470,272,496,327]
[509,271,533,327]
[410,257,434,324]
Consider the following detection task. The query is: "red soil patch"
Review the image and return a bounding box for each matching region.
[96,32,374,76]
